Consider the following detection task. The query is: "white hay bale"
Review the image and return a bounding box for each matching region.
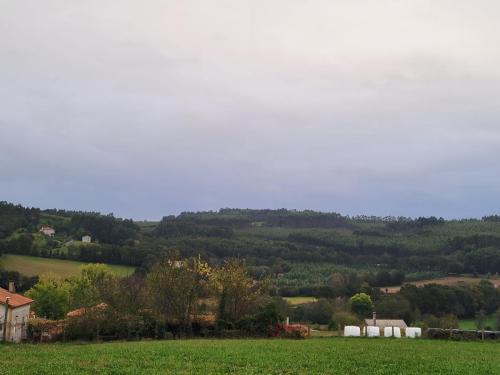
[384,327,402,338]
[344,325,361,337]
[393,327,402,338]
[384,327,393,337]
[366,326,380,337]
[406,327,422,338]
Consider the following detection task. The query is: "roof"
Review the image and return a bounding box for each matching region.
[0,287,34,308]
[364,319,407,329]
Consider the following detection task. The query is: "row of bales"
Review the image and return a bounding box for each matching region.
[344,326,422,338]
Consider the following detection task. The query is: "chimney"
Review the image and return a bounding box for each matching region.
[372,311,377,326]
[8,281,15,294]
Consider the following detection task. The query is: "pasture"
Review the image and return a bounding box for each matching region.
[0,338,499,374]
[0,254,134,278]
[283,296,318,305]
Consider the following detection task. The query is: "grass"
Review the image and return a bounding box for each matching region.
[283,296,318,305]
[0,338,499,374]
[0,254,134,278]
[459,317,497,330]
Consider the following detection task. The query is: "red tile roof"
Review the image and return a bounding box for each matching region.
[0,288,34,308]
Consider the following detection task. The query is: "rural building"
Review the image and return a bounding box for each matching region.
[364,312,407,332]
[0,283,33,343]
[39,226,55,236]
[82,235,92,243]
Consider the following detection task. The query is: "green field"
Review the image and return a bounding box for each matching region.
[459,317,497,330]
[0,254,134,278]
[0,338,498,374]
[283,296,318,305]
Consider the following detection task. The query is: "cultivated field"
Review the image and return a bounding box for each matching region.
[0,254,134,278]
[0,338,499,374]
[383,276,500,293]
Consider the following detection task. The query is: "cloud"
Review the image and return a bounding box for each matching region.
[1,0,500,218]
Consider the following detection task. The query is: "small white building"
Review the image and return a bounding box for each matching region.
[39,226,55,237]
[82,235,92,243]
[0,284,34,343]
[364,312,407,336]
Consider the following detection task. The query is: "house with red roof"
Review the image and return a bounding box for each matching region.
[0,283,34,343]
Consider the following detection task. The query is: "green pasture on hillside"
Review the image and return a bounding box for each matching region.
[283,296,318,305]
[0,254,134,278]
[0,338,499,374]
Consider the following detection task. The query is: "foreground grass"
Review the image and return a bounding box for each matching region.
[1,338,499,375]
[0,254,134,277]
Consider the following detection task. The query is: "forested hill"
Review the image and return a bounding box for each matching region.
[1,202,500,290]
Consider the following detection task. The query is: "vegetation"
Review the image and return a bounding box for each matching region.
[0,254,134,278]
[1,202,500,327]
[1,339,499,374]
[349,293,374,318]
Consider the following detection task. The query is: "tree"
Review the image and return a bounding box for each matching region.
[301,299,334,324]
[26,274,69,319]
[495,308,500,330]
[67,264,115,309]
[375,294,413,323]
[146,256,214,335]
[475,309,487,330]
[349,293,373,318]
[215,259,269,326]
[331,311,360,330]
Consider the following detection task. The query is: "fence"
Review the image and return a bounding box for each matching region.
[427,328,500,341]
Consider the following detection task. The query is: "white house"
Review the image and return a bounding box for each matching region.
[0,283,34,343]
[82,235,92,243]
[39,226,55,236]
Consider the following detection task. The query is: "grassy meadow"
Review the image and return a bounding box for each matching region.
[0,338,499,375]
[0,254,134,278]
[283,296,318,305]
[459,317,497,330]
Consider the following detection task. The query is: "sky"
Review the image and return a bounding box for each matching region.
[1,1,500,220]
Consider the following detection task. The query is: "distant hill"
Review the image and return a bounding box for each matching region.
[1,201,500,292]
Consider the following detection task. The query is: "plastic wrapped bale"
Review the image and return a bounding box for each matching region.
[384,327,392,337]
[393,327,402,338]
[344,326,361,337]
[366,326,380,337]
[406,327,422,338]
[384,327,402,338]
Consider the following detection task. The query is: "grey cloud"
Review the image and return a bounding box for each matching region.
[1,1,500,219]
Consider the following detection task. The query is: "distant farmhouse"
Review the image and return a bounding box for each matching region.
[39,226,55,236]
[82,235,91,243]
[0,283,33,343]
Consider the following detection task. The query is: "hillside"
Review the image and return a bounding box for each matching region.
[1,202,500,294]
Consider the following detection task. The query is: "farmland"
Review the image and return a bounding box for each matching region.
[0,338,499,374]
[0,254,134,278]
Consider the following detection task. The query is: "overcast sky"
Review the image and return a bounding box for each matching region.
[1,1,500,219]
